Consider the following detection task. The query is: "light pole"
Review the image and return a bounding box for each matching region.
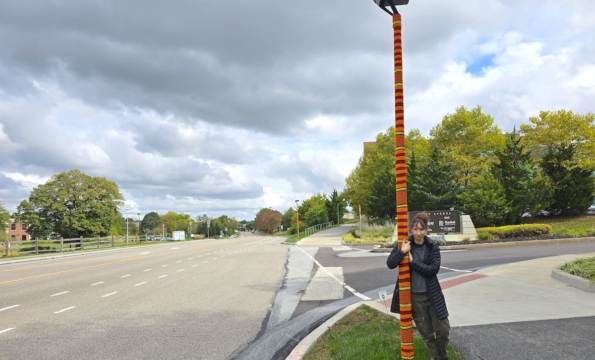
[137,213,141,242]
[125,208,130,245]
[162,224,165,240]
[373,1,413,359]
[295,200,300,241]
[337,203,340,226]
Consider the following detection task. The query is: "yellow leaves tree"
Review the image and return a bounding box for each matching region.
[430,105,505,186]
[520,110,595,171]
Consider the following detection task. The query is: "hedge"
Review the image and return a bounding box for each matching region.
[476,224,552,239]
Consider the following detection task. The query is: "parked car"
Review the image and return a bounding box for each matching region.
[586,205,595,215]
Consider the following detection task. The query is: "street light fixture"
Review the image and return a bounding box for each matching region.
[372,1,413,359]
[295,200,300,241]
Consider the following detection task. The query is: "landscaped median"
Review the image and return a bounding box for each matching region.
[552,256,595,293]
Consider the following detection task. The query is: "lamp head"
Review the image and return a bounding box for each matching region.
[373,0,409,15]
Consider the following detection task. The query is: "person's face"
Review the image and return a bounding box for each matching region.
[411,223,427,243]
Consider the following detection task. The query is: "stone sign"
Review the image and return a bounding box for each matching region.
[408,210,461,233]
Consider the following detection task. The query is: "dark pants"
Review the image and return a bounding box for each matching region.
[412,292,450,360]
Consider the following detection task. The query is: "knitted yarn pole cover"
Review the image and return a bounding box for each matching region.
[393,12,413,360]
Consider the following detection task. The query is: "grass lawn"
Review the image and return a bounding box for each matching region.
[523,215,595,237]
[559,256,595,283]
[304,304,464,360]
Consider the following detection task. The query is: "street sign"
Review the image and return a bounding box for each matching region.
[409,210,461,233]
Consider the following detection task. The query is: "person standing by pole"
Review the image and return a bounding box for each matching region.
[387,212,450,360]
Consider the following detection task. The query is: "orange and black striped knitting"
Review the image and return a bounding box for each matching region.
[393,13,413,360]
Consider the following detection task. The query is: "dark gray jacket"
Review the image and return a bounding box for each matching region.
[386,235,449,320]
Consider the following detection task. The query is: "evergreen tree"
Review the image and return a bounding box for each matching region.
[541,145,595,215]
[491,130,552,224]
[407,150,425,211]
[415,146,462,211]
[458,173,510,227]
[368,158,395,218]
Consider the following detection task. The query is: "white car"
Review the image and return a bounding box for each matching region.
[586,205,595,215]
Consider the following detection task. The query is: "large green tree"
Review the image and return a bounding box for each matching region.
[326,189,347,224]
[491,130,553,224]
[140,212,162,235]
[430,106,505,187]
[13,169,124,239]
[458,173,510,228]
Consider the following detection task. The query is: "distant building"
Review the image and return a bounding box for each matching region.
[8,221,30,241]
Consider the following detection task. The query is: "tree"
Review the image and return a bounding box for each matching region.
[254,209,282,234]
[458,173,510,228]
[430,106,505,187]
[368,160,395,218]
[413,145,462,211]
[541,146,595,215]
[12,169,124,239]
[327,189,348,224]
[0,201,10,241]
[520,110,595,171]
[491,130,553,224]
[406,151,425,211]
[344,127,395,218]
[160,211,192,236]
[140,212,162,235]
[282,208,295,231]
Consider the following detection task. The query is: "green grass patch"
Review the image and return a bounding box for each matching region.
[558,256,595,283]
[342,223,393,244]
[523,216,595,237]
[284,234,299,243]
[304,304,464,360]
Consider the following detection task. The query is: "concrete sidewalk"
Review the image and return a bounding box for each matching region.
[288,252,595,359]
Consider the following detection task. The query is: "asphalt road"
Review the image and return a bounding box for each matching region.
[0,234,287,360]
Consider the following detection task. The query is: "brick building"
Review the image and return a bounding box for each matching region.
[9,221,30,241]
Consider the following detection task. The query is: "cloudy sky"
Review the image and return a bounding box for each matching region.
[1,0,594,221]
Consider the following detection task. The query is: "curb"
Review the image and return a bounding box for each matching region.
[551,268,595,293]
[285,300,398,360]
[370,236,595,252]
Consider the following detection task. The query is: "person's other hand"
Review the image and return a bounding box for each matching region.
[408,251,413,262]
[401,241,410,253]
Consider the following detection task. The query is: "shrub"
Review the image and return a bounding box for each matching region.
[477,232,496,241]
[558,257,595,283]
[477,224,552,239]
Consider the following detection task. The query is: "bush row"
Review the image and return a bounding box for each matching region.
[476,224,552,239]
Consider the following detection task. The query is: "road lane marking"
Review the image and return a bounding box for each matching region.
[158,275,168,279]
[102,292,117,298]
[295,246,371,301]
[162,265,168,267]
[143,269,152,272]
[213,258,218,261]
[176,261,182,263]
[135,282,147,287]
[0,305,20,312]
[204,261,209,263]
[120,274,131,278]
[91,282,104,286]
[191,265,197,268]
[177,269,185,272]
[54,306,76,314]
[0,328,15,334]
[50,291,69,297]
[440,266,472,273]
[139,252,150,255]
[171,247,179,250]
[188,258,193,260]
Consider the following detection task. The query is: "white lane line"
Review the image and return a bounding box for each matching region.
[171,247,179,250]
[177,269,185,272]
[158,275,168,279]
[295,246,371,301]
[221,255,225,258]
[188,258,193,260]
[176,261,182,263]
[228,253,232,255]
[91,282,104,286]
[213,258,218,261]
[135,282,147,287]
[143,269,152,272]
[0,328,15,334]
[0,305,20,312]
[120,274,131,278]
[441,266,472,273]
[140,252,150,255]
[50,291,69,297]
[54,306,76,314]
[162,265,168,267]
[191,265,197,268]
[102,292,117,298]
[204,261,209,263]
